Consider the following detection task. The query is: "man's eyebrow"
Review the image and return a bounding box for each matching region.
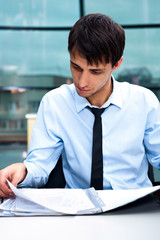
[70,60,107,71]
[70,60,80,67]
[90,68,106,71]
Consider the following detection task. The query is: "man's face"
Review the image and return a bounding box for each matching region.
[70,50,120,106]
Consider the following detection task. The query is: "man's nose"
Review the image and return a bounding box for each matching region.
[78,71,89,88]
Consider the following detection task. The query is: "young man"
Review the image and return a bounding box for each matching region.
[0,14,160,198]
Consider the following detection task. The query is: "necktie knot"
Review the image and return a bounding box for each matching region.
[88,107,106,118]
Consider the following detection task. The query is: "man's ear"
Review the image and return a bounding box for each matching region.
[112,56,123,72]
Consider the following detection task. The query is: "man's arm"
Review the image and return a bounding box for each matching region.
[0,163,27,198]
[144,95,160,170]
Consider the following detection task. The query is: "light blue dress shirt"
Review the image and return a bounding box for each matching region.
[22,77,160,189]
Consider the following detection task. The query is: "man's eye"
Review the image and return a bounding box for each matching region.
[91,70,102,75]
[73,65,82,71]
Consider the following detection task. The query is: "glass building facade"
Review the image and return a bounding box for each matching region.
[0,0,160,180]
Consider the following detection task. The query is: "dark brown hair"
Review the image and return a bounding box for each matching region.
[68,13,125,67]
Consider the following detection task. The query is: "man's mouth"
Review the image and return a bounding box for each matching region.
[77,86,90,93]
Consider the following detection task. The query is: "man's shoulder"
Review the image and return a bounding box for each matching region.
[43,84,75,101]
[47,83,75,96]
[116,80,159,108]
[118,81,157,99]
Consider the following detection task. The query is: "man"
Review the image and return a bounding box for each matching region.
[0,14,160,198]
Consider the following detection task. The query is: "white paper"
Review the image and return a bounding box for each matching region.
[97,185,160,212]
[1,180,96,215]
[0,181,160,216]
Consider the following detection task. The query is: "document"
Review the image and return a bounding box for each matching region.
[0,180,160,216]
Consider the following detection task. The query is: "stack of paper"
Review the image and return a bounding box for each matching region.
[0,180,160,216]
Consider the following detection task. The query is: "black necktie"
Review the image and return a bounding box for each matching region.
[89,107,106,190]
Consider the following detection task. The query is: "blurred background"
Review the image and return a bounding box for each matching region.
[0,0,160,181]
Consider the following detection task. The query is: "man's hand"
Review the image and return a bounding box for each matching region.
[0,163,27,198]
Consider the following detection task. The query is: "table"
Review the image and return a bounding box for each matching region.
[0,195,160,240]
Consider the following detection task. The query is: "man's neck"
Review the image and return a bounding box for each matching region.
[87,79,113,107]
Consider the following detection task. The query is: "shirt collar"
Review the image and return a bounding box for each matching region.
[105,76,123,109]
[74,75,123,113]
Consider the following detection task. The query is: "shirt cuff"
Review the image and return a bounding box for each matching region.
[18,168,33,188]
[18,163,48,188]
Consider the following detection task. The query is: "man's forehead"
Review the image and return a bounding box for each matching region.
[70,50,108,68]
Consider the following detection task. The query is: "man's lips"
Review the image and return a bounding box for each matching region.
[77,86,90,92]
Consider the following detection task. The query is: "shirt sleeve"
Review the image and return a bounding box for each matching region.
[20,93,63,188]
[144,92,160,170]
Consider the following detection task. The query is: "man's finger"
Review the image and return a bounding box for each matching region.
[0,178,14,198]
[0,188,14,199]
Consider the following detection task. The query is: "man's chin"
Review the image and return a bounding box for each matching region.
[76,89,91,98]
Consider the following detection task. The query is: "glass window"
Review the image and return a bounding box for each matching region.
[114,28,160,99]
[84,0,160,25]
[0,30,71,80]
[0,0,79,26]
